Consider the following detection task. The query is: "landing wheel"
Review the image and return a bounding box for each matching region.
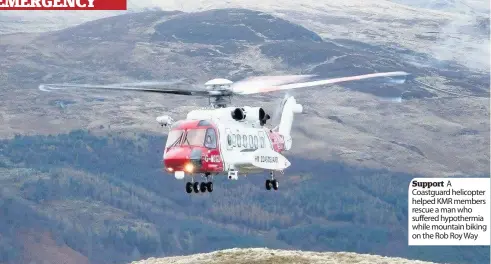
[200,182,207,192]
[265,179,272,190]
[206,182,213,192]
[185,182,193,194]
[193,182,200,193]
[272,179,279,190]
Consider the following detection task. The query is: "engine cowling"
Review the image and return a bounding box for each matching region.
[231,107,270,125]
[231,108,246,121]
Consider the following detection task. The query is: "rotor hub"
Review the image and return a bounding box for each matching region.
[204,78,234,108]
[204,78,233,91]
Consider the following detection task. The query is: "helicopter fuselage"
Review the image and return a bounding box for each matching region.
[162,107,288,176]
[161,96,302,193]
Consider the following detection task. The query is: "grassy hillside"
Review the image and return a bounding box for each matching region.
[131,248,441,264]
[0,130,488,264]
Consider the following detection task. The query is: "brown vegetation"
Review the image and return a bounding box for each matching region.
[131,248,441,264]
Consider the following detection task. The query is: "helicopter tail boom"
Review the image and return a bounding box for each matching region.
[277,96,302,151]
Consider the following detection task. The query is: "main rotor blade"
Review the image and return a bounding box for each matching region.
[38,82,209,96]
[231,71,410,95]
[231,74,315,95]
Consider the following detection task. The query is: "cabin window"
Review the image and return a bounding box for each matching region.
[243,135,248,148]
[254,136,258,149]
[204,128,217,149]
[258,131,266,148]
[249,135,254,149]
[232,134,236,147]
[226,129,233,150]
[237,134,241,147]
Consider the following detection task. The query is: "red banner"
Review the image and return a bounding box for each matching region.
[0,0,127,10]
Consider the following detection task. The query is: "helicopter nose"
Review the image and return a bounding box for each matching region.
[164,148,190,172]
[163,147,202,173]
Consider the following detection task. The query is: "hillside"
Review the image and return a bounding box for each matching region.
[2,1,488,72]
[388,0,489,14]
[0,131,488,264]
[0,9,488,178]
[0,6,488,264]
[130,248,441,264]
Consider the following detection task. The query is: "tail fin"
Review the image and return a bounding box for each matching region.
[277,96,302,150]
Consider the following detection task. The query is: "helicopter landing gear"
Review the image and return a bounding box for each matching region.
[185,182,193,193]
[265,171,279,191]
[185,173,213,194]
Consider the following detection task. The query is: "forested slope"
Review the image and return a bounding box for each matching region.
[0,130,488,264]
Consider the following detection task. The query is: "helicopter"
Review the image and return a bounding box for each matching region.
[39,71,410,194]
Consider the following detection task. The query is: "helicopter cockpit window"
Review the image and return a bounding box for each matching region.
[204,128,217,149]
[198,120,212,126]
[181,129,207,147]
[165,130,184,148]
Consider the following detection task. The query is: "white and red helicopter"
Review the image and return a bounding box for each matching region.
[39,71,410,194]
